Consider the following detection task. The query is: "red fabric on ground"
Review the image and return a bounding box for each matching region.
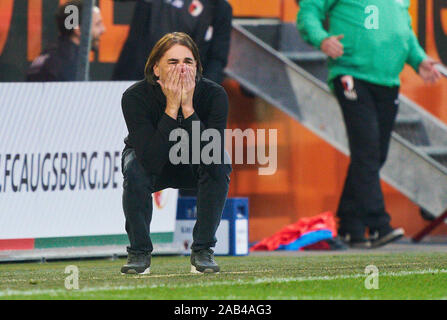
[250,211,337,251]
[302,240,331,250]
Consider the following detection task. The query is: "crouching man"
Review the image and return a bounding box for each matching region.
[120,32,231,274]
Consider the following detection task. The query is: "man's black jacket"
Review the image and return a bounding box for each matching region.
[26,36,79,81]
[113,0,232,84]
[121,77,229,176]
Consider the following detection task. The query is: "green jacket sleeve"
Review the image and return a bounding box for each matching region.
[405,7,427,71]
[296,0,338,49]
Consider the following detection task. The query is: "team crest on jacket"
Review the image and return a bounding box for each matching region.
[189,0,204,17]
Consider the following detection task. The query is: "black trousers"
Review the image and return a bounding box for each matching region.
[333,76,399,238]
[122,148,231,254]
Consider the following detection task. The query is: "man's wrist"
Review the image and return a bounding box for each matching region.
[182,104,195,118]
[165,107,178,120]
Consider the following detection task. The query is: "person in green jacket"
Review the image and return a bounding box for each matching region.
[297,0,441,248]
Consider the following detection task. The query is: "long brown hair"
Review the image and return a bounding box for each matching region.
[144,32,203,84]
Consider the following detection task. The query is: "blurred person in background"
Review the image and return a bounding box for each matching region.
[112,0,232,85]
[297,0,441,248]
[26,0,106,82]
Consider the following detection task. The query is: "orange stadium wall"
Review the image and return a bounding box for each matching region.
[1,0,447,241]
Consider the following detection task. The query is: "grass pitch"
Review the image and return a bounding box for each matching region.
[1,252,446,300]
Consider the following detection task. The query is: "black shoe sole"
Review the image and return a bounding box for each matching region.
[191,265,220,274]
[348,241,372,249]
[339,236,371,249]
[370,229,404,248]
[120,266,150,275]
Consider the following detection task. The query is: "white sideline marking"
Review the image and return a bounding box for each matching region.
[1,268,446,297]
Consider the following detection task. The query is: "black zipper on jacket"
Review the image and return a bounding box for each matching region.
[177,105,184,126]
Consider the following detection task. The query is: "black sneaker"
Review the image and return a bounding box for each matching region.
[370,226,404,248]
[340,233,371,249]
[121,252,151,275]
[190,248,220,274]
[326,236,349,250]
